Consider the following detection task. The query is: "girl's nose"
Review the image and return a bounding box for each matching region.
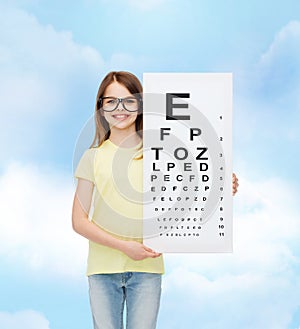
[116,106,125,112]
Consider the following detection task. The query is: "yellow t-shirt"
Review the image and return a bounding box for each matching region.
[75,138,164,275]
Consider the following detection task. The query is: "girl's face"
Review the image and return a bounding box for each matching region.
[101,81,139,133]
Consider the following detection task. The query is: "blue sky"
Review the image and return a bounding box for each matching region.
[0,0,300,328]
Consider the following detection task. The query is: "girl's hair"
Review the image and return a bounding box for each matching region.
[90,71,143,157]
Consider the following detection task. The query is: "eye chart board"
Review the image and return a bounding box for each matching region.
[142,73,233,253]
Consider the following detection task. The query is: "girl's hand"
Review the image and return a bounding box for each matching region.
[232,173,239,196]
[121,241,161,261]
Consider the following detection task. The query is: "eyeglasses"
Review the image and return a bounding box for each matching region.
[98,96,141,112]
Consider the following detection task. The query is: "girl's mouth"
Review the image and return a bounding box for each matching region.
[112,114,129,120]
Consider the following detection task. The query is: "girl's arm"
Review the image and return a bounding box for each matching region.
[72,178,161,261]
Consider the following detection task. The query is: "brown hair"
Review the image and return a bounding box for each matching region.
[90,71,143,158]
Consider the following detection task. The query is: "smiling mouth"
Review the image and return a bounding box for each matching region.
[112,114,130,120]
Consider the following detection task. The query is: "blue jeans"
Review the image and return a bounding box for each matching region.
[88,272,162,329]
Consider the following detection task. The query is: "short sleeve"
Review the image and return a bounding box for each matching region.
[74,148,96,183]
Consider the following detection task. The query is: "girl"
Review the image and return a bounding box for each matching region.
[72,71,239,329]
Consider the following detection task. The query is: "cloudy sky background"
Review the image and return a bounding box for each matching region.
[0,0,300,328]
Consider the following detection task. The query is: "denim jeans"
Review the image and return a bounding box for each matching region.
[88,272,162,329]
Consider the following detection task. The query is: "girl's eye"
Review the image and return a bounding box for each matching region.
[107,99,116,104]
[125,98,137,104]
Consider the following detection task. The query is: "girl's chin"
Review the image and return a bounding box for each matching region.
[109,120,135,130]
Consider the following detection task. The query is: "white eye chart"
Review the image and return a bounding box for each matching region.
[142,73,233,253]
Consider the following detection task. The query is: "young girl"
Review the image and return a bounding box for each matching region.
[72,71,239,329]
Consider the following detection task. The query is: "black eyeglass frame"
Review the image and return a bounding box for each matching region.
[97,96,143,112]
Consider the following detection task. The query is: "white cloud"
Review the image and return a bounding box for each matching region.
[0,5,104,99]
[161,267,299,329]
[159,175,300,329]
[260,20,300,69]
[0,162,87,279]
[257,20,300,101]
[234,20,300,166]
[0,310,50,329]
[0,4,104,163]
[0,3,158,165]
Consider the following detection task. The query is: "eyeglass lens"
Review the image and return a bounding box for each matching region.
[101,97,139,112]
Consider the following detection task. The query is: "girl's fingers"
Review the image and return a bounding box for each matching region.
[232,173,237,182]
[232,173,239,195]
[143,245,153,251]
[143,245,161,257]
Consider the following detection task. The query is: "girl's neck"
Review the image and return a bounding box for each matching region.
[108,130,142,148]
